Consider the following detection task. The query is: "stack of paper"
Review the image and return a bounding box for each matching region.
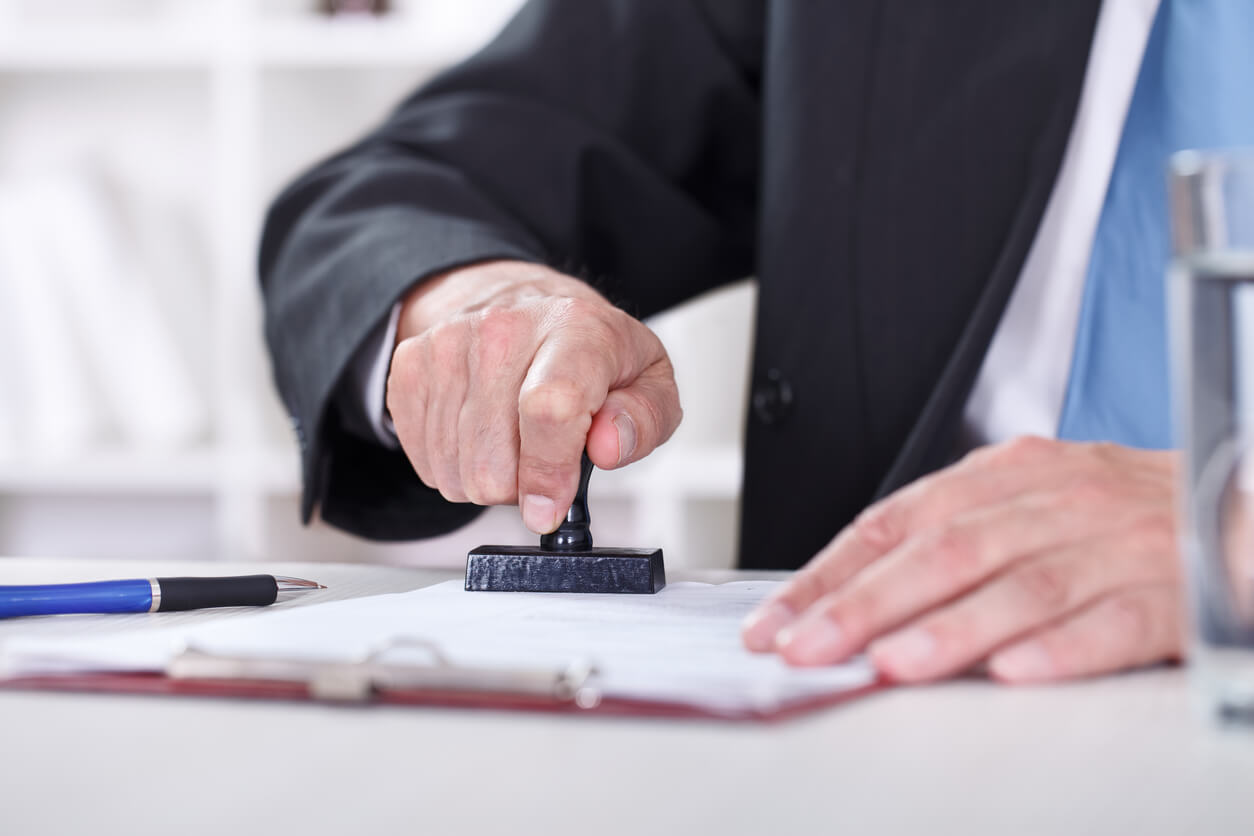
[0,581,877,716]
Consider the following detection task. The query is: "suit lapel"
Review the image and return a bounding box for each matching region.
[741,0,1101,567]
[870,0,1104,497]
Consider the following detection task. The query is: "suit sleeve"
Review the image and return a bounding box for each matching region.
[258,0,763,541]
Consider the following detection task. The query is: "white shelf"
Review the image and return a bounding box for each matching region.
[0,448,221,494]
[0,18,487,72]
[0,0,749,568]
[0,24,214,70]
[258,18,478,68]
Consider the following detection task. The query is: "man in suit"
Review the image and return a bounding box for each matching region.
[260,1,1251,683]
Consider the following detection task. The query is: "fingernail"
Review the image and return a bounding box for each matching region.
[613,413,637,466]
[522,494,557,534]
[776,618,845,665]
[990,641,1054,682]
[871,628,938,677]
[741,602,797,652]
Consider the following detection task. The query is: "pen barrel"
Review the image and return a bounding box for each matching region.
[0,580,153,618]
[155,576,278,612]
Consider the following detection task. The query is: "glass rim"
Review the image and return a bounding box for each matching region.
[1171,147,1254,177]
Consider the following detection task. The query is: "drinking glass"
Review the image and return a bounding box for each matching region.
[1168,149,1254,724]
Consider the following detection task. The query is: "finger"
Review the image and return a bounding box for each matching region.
[988,586,1184,683]
[776,485,1165,665]
[586,358,682,470]
[516,341,611,534]
[744,438,1083,649]
[457,314,533,506]
[516,302,666,533]
[869,524,1178,682]
[425,333,470,503]
[744,437,1149,653]
[387,337,436,490]
[457,397,523,507]
[772,491,1107,666]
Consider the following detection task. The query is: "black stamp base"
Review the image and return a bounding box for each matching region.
[465,546,666,594]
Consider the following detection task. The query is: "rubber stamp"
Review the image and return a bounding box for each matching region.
[465,453,666,593]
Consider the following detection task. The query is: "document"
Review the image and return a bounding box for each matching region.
[0,581,876,714]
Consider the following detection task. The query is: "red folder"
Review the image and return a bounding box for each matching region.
[0,668,884,723]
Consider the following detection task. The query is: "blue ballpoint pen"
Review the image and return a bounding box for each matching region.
[0,575,325,619]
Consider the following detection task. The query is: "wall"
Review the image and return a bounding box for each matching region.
[0,0,755,570]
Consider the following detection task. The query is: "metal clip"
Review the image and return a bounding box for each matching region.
[167,637,601,708]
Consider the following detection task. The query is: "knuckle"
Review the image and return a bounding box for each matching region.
[557,298,624,353]
[559,295,608,326]
[998,435,1054,464]
[461,481,484,505]
[659,362,683,418]
[1066,475,1108,503]
[546,296,593,331]
[653,394,683,446]
[635,388,668,441]
[519,380,589,428]
[423,318,454,347]
[467,458,516,506]
[429,330,466,372]
[851,501,904,551]
[960,444,992,467]
[473,307,528,366]
[823,595,870,640]
[785,567,833,607]
[1015,563,1070,612]
[478,483,516,506]
[433,470,467,501]
[438,486,468,504]
[432,467,466,502]
[1088,440,1123,463]
[427,461,456,497]
[518,455,572,497]
[924,526,980,579]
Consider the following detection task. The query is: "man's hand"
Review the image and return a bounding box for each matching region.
[386,260,681,534]
[741,437,1185,683]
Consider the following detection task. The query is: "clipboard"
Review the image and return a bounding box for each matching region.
[0,635,885,722]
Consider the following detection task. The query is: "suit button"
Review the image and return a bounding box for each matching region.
[752,368,794,425]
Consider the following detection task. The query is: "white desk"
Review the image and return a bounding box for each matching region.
[1,558,1250,836]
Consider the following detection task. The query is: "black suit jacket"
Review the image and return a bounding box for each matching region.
[259,0,1101,569]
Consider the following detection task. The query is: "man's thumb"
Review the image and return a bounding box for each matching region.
[586,362,681,470]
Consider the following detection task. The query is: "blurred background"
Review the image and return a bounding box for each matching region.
[0,0,755,570]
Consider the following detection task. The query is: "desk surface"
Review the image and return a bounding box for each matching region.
[1,557,1250,836]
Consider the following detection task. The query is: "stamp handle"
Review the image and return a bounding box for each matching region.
[540,452,594,552]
